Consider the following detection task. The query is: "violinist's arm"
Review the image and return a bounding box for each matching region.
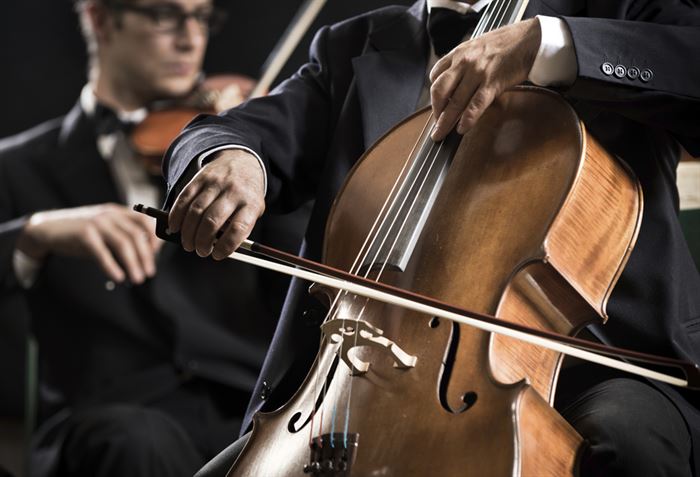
[15,204,160,285]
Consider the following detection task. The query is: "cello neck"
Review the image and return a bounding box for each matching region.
[471,0,530,39]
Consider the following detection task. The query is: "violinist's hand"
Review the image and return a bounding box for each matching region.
[17,204,161,284]
[429,18,541,141]
[168,150,266,261]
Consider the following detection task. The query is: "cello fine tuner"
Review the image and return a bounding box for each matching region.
[303,433,359,476]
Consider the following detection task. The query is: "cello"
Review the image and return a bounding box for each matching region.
[138,0,700,474]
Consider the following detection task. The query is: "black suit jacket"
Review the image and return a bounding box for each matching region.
[0,102,280,415]
[163,0,700,464]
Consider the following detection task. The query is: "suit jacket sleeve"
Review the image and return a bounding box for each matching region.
[559,0,700,154]
[0,153,28,291]
[164,26,337,211]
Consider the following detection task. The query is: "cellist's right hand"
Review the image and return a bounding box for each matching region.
[168,149,266,260]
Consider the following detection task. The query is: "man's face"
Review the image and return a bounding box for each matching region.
[98,0,212,103]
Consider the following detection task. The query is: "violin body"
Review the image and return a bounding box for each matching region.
[129,74,256,165]
[227,87,642,476]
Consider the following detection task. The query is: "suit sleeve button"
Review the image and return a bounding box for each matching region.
[640,68,653,82]
[601,62,614,76]
[614,65,627,78]
[627,66,640,80]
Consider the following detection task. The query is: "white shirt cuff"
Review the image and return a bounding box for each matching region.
[528,15,577,87]
[197,145,268,196]
[13,248,42,289]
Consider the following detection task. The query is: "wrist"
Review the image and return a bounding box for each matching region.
[523,18,543,72]
[17,213,50,260]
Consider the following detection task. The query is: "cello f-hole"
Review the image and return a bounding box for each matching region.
[288,355,341,433]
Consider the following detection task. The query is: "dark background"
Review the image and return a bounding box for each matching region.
[0,0,413,415]
[0,0,414,138]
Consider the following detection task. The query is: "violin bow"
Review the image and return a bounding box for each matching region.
[135,204,700,390]
[250,0,328,98]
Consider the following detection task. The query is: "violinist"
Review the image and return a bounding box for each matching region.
[0,0,282,476]
[163,0,700,475]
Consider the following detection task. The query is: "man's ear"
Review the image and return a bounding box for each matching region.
[85,1,113,43]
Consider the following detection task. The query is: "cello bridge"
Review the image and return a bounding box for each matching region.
[321,318,417,375]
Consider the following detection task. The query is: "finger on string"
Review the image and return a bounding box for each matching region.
[429,61,463,121]
[432,76,480,141]
[429,51,454,84]
[456,85,497,134]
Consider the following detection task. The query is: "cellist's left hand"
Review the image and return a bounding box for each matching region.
[429,18,541,141]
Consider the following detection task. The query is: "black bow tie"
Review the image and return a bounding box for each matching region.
[428,7,481,57]
[92,103,137,137]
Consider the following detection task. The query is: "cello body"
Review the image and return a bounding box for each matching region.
[227,87,643,476]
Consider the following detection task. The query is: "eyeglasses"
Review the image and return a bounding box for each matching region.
[108,2,228,34]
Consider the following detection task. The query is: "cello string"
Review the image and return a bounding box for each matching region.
[491,0,513,34]
[473,0,499,38]
[335,122,443,444]
[479,0,511,38]
[340,129,449,443]
[310,115,437,446]
[336,0,512,443]
[320,0,518,443]
[340,0,520,443]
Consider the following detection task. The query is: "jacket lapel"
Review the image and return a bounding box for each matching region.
[49,102,120,207]
[353,0,429,147]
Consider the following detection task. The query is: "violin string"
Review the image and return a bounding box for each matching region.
[311,114,435,446]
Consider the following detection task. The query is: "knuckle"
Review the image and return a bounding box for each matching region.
[201,214,221,232]
[84,223,101,240]
[189,200,207,215]
[229,220,251,235]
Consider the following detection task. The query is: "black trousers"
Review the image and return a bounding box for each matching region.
[197,377,694,477]
[33,379,248,477]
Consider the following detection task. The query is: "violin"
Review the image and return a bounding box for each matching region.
[129,0,329,175]
[129,73,256,175]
